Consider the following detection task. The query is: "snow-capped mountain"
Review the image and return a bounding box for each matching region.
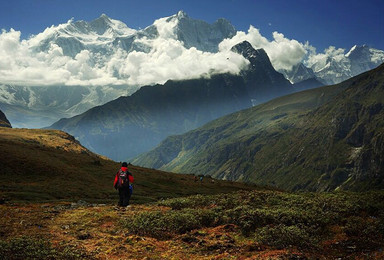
[309,45,384,85]
[282,63,318,84]
[0,11,239,128]
[1,11,383,128]
[32,14,137,57]
[31,11,236,58]
[347,45,384,76]
[283,45,384,85]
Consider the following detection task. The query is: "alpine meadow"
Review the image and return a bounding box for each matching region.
[1,3,384,259]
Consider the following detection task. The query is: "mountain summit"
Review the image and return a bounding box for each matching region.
[231,41,292,104]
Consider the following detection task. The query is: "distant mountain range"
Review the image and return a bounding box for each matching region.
[283,45,384,85]
[49,41,293,160]
[1,12,383,128]
[133,64,384,192]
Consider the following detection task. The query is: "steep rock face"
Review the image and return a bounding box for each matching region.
[0,109,11,128]
[231,41,293,104]
[134,64,384,192]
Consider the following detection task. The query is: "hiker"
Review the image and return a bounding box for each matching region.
[113,162,134,207]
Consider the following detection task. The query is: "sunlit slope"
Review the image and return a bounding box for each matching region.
[134,64,384,191]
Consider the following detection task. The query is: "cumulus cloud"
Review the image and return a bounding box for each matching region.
[0,16,329,88]
[0,18,249,88]
[304,44,347,72]
[219,26,307,71]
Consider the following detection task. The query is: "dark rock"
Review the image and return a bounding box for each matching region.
[77,232,92,240]
[346,124,366,147]
[0,110,12,128]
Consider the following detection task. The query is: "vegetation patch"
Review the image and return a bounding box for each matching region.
[123,190,384,257]
[0,236,92,259]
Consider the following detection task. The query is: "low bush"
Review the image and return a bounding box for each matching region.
[256,224,318,249]
[0,236,92,259]
[122,190,384,251]
[125,208,220,239]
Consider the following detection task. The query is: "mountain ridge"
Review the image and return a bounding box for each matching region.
[49,42,292,160]
[133,64,384,191]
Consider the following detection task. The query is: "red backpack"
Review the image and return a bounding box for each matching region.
[117,169,131,188]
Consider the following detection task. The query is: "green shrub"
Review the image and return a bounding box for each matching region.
[125,208,220,239]
[256,224,318,249]
[0,237,91,260]
[159,194,217,210]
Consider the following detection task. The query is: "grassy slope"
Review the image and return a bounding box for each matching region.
[134,64,384,191]
[134,80,347,183]
[0,127,259,204]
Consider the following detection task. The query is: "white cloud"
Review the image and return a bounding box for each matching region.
[219,26,307,71]
[1,17,347,89]
[0,22,249,88]
[305,45,347,72]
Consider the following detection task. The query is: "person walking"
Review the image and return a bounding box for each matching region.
[113,162,134,207]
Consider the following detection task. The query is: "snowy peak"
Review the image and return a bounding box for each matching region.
[88,14,115,34]
[176,10,189,19]
[68,14,136,37]
[346,44,384,64]
[168,10,236,52]
[282,63,317,84]
[346,44,368,58]
[300,45,384,85]
[31,14,137,57]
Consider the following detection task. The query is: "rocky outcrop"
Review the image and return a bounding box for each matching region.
[0,110,11,128]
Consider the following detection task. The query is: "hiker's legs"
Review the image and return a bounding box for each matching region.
[126,187,132,205]
[122,187,130,206]
[118,188,124,206]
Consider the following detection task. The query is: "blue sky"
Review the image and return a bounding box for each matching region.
[1,0,383,52]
